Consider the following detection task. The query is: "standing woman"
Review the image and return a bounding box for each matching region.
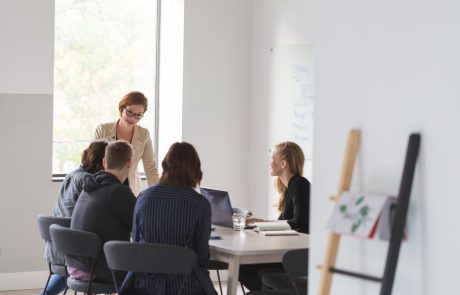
[94,91,159,196]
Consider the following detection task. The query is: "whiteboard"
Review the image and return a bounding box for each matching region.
[267,44,314,216]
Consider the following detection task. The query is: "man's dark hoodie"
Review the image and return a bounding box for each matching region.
[70,170,136,281]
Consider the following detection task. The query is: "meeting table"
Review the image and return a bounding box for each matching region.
[209,225,309,295]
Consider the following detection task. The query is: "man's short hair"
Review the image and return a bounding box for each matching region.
[105,140,133,170]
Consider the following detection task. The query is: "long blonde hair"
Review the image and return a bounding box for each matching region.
[274,142,305,211]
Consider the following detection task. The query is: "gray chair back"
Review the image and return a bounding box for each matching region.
[282,249,308,277]
[49,224,114,294]
[104,241,197,294]
[283,249,308,295]
[37,215,71,242]
[50,224,101,259]
[37,215,72,292]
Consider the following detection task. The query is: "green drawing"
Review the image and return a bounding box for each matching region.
[339,195,370,233]
[328,192,388,238]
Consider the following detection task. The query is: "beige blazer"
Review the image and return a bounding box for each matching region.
[94,121,159,196]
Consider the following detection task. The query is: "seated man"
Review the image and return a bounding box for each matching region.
[69,140,137,282]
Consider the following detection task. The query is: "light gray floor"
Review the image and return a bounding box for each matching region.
[0,282,246,295]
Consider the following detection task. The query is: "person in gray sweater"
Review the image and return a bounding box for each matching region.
[41,140,108,295]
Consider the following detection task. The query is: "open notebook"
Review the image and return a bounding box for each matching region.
[254,221,299,236]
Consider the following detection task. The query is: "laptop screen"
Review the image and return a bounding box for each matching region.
[200,187,233,228]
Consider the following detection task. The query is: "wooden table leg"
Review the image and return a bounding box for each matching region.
[226,256,241,295]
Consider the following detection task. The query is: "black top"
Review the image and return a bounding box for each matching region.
[70,170,136,281]
[120,184,217,295]
[278,174,310,234]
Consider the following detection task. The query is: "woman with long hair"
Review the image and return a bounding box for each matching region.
[120,142,217,295]
[269,141,310,233]
[240,141,310,291]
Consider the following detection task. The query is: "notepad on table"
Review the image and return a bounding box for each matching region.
[258,230,298,236]
[254,221,299,236]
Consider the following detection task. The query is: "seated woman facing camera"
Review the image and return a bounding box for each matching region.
[240,141,310,291]
[120,142,217,295]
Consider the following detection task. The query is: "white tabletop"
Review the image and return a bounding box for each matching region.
[209,225,309,256]
[208,225,309,295]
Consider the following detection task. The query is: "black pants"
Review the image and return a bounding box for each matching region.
[238,263,284,291]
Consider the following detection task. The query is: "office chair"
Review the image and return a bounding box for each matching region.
[208,260,228,295]
[261,249,308,295]
[104,241,196,295]
[37,215,72,295]
[49,224,115,295]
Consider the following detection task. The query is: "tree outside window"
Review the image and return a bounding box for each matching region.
[53,0,157,174]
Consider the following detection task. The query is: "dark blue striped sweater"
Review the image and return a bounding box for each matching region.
[120,184,217,295]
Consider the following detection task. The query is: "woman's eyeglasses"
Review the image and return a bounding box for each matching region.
[124,107,144,120]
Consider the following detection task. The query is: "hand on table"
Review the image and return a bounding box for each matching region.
[246,217,268,224]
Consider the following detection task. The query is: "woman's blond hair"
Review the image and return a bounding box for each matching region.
[274,141,305,211]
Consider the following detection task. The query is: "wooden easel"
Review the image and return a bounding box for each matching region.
[317,130,421,295]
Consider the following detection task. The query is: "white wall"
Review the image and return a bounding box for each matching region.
[182,0,252,208]
[4,0,459,294]
[249,0,313,218]
[251,0,460,294]
[0,0,60,287]
[0,0,252,289]
[0,0,54,94]
[0,0,250,288]
[309,0,460,295]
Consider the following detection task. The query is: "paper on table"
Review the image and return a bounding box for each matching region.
[254,220,291,231]
[259,230,299,236]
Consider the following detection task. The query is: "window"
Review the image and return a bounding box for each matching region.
[53,0,158,175]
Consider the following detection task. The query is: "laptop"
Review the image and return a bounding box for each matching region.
[200,187,234,228]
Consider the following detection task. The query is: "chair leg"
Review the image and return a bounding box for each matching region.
[43,273,52,294]
[63,266,69,295]
[293,281,301,295]
[42,263,53,294]
[216,270,223,295]
[240,282,246,295]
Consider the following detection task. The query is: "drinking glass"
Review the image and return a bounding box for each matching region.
[232,213,246,231]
